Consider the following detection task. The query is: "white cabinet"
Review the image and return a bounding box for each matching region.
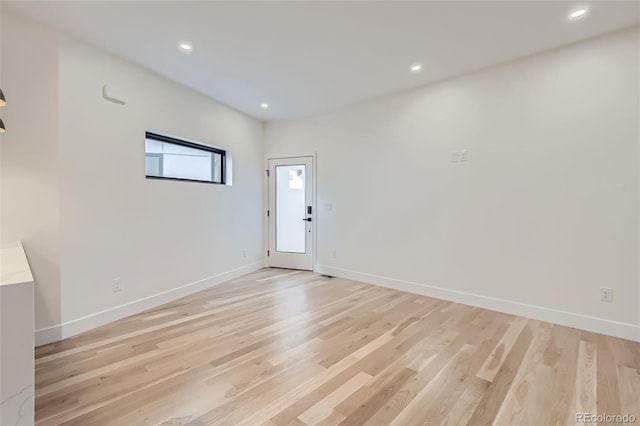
[1,242,34,426]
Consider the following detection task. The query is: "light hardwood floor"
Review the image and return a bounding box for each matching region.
[35,268,640,425]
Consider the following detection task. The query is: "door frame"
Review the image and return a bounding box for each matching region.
[265,153,317,270]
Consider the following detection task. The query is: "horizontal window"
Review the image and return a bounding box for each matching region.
[145,132,226,185]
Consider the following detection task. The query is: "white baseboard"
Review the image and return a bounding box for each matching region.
[315,264,640,343]
[35,261,266,346]
[34,324,62,346]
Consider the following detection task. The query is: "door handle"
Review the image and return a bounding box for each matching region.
[302,218,312,222]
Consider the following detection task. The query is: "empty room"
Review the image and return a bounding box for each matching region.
[1,1,639,425]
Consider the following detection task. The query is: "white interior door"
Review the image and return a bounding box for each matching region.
[268,157,314,270]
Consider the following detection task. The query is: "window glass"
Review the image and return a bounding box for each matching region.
[144,132,225,184]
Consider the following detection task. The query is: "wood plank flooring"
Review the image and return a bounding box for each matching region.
[35,268,640,425]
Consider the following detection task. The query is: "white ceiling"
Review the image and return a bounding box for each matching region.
[6,1,640,121]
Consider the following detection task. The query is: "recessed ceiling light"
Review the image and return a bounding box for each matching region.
[569,7,588,20]
[179,42,193,52]
[410,63,423,73]
[260,102,269,109]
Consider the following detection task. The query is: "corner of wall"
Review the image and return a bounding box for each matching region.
[1,7,63,334]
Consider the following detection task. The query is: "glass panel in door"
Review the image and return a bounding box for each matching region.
[275,164,306,253]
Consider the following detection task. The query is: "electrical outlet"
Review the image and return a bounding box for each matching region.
[112,278,122,292]
[332,250,337,259]
[600,287,613,303]
[451,152,460,163]
[242,249,247,258]
[460,150,469,162]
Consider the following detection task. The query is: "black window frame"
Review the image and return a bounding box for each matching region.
[145,132,226,185]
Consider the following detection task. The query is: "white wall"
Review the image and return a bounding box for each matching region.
[57,37,265,330]
[0,8,62,332]
[266,27,640,340]
[1,10,266,343]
